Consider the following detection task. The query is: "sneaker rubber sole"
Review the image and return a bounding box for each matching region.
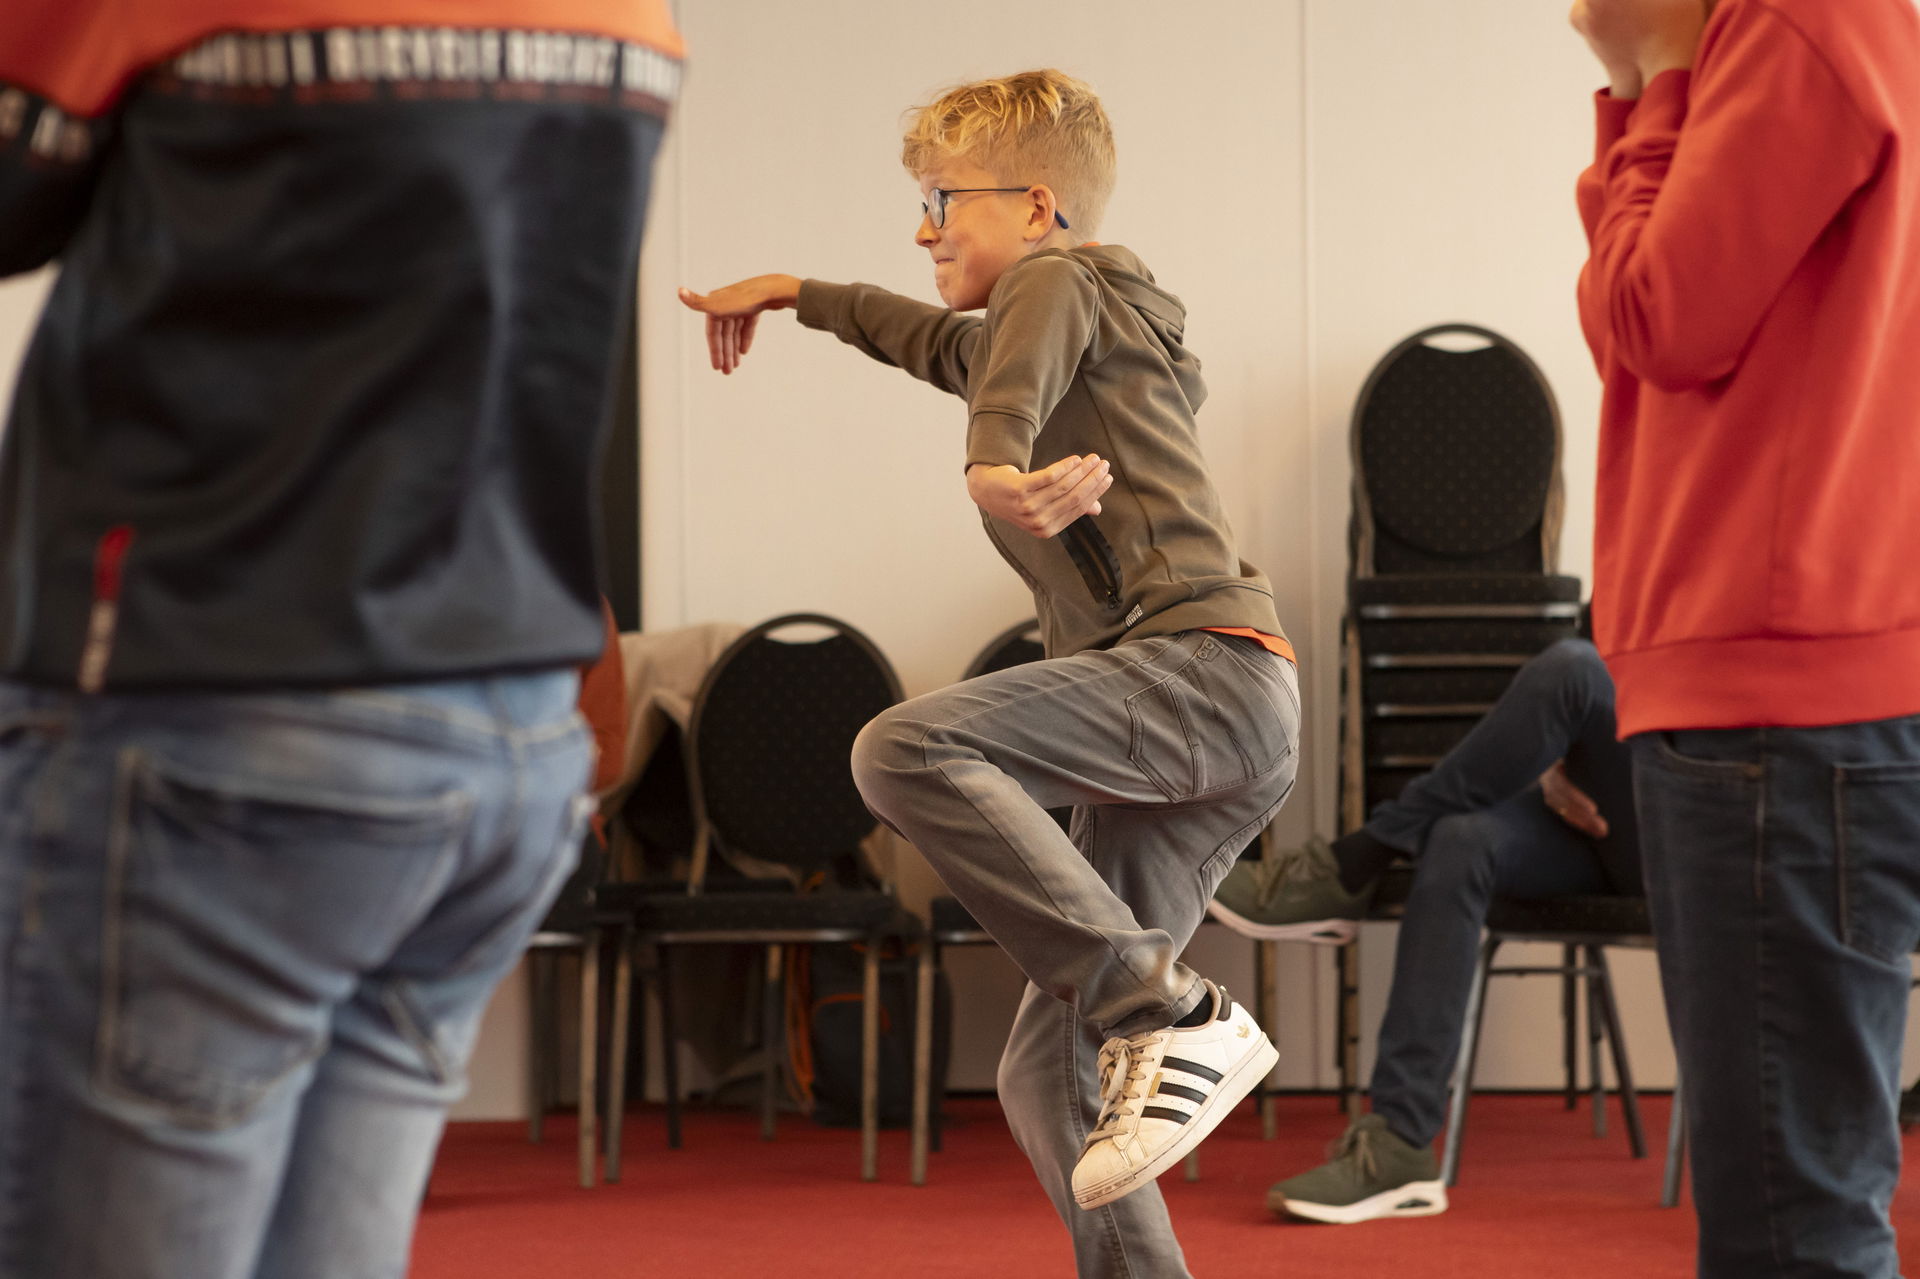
[1206,898,1357,945]
[1272,1178,1449,1224]
[1072,1035,1280,1211]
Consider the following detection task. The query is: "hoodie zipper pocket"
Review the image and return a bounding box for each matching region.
[1061,516,1124,614]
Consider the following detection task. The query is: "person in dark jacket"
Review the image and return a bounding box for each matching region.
[0,7,679,1276]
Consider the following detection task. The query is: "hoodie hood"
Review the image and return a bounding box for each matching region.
[1068,244,1207,414]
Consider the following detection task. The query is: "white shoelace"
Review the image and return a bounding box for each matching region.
[1087,1035,1153,1143]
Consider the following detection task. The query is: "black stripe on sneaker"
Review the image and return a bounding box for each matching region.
[1161,1056,1223,1084]
[1153,1082,1208,1105]
[1140,1106,1191,1124]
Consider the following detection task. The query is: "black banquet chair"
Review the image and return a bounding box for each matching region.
[600,613,911,1183]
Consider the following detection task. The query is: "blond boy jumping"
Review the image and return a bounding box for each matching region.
[680,70,1298,1277]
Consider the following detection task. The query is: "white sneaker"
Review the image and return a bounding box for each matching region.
[1070,979,1278,1210]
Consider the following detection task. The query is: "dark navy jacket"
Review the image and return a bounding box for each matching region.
[0,3,681,689]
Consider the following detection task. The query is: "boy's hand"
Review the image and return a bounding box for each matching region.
[678,275,803,374]
[1570,0,1710,98]
[967,456,1114,539]
[1541,759,1610,839]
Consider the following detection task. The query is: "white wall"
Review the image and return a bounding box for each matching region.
[8,1,1916,1121]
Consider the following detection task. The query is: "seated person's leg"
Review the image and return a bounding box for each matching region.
[1210,639,1621,938]
[1269,793,1610,1223]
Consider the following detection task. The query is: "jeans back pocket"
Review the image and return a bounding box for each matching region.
[1834,760,1920,964]
[99,751,474,1128]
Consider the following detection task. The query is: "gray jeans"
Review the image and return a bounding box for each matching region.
[852,630,1300,1279]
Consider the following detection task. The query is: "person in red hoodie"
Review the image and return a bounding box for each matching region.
[1572,1,1920,1275]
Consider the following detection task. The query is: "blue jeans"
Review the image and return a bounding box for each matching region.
[1365,639,1638,1147]
[1633,719,1920,1279]
[0,673,592,1279]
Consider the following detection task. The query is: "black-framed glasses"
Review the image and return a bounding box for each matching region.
[922,186,1070,231]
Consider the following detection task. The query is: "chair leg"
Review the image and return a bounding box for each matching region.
[761,944,783,1142]
[1589,947,1646,1158]
[1562,943,1579,1112]
[605,926,634,1184]
[1585,953,1607,1139]
[911,940,936,1187]
[1337,939,1363,1121]
[659,944,683,1150]
[929,948,947,1156]
[1441,934,1500,1187]
[1257,939,1279,1140]
[1250,938,1268,1138]
[526,951,549,1145]
[577,938,600,1189]
[860,938,881,1183]
[1184,1149,1200,1181]
[1663,1075,1687,1209]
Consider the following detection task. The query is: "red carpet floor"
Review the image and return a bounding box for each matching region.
[416,1094,1920,1278]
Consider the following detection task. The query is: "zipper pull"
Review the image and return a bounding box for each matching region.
[78,524,135,694]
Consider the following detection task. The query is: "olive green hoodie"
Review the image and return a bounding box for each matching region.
[798,244,1287,660]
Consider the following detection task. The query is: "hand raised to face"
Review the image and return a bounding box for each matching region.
[1570,0,1712,98]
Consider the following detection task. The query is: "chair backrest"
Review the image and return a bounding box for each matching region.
[962,618,1046,680]
[1350,324,1565,577]
[685,613,903,882]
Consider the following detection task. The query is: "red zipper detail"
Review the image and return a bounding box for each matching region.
[93,524,135,603]
[79,524,136,693]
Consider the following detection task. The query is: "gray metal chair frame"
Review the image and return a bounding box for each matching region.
[602,613,902,1184]
[911,903,993,1185]
[1443,926,1649,1185]
[524,920,631,1188]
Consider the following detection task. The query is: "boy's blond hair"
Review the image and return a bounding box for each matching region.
[901,69,1116,238]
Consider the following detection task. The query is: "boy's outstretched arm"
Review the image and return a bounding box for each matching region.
[677,275,800,374]
[685,273,982,394]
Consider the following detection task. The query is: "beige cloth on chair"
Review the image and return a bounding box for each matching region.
[599,621,744,880]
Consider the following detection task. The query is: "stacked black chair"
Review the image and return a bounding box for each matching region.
[1341,322,1583,832]
[598,614,909,1183]
[1334,324,1658,1190]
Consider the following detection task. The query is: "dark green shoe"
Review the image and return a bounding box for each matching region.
[1206,838,1372,944]
[1268,1114,1447,1223]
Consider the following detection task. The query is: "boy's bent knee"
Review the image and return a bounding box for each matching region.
[850,707,928,807]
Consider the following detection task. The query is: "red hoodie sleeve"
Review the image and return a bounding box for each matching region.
[1578,5,1883,391]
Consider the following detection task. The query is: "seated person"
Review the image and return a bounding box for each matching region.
[1208,637,1639,1223]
